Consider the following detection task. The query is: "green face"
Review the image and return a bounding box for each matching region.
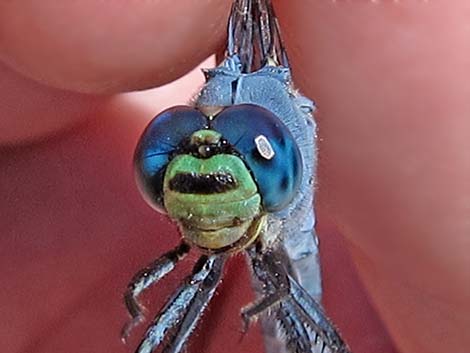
[163,153,262,250]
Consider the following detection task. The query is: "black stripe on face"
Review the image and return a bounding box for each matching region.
[169,173,238,194]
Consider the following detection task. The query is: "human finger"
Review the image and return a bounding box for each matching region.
[0,0,231,93]
[0,62,105,145]
[277,1,470,352]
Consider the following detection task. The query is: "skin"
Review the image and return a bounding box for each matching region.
[0,1,468,353]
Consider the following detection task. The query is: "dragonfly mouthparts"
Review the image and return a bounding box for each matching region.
[168,172,238,195]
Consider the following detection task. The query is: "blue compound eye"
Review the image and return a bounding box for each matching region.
[212,104,302,212]
[134,106,207,213]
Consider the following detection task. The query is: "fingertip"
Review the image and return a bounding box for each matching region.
[0,62,106,145]
[279,2,470,352]
[0,0,231,93]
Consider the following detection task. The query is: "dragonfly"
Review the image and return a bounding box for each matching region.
[122,1,351,352]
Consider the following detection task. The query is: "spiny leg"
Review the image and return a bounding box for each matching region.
[122,243,190,341]
[244,243,305,349]
[286,275,350,353]
[243,242,291,323]
[136,254,225,353]
[275,300,312,353]
[245,242,350,353]
[251,247,329,341]
[241,284,287,332]
[162,254,225,353]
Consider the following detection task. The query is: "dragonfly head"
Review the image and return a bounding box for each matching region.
[134,104,302,251]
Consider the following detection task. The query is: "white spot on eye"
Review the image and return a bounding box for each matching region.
[255,135,275,160]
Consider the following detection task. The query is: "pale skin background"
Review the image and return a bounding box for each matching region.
[0,1,469,353]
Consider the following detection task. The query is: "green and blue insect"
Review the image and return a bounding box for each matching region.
[122,1,350,353]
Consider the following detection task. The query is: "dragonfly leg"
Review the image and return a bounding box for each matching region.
[286,275,350,353]
[246,242,350,353]
[121,243,190,342]
[276,300,312,353]
[240,287,287,332]
[162,254,225,353]
[136,254,225,353]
